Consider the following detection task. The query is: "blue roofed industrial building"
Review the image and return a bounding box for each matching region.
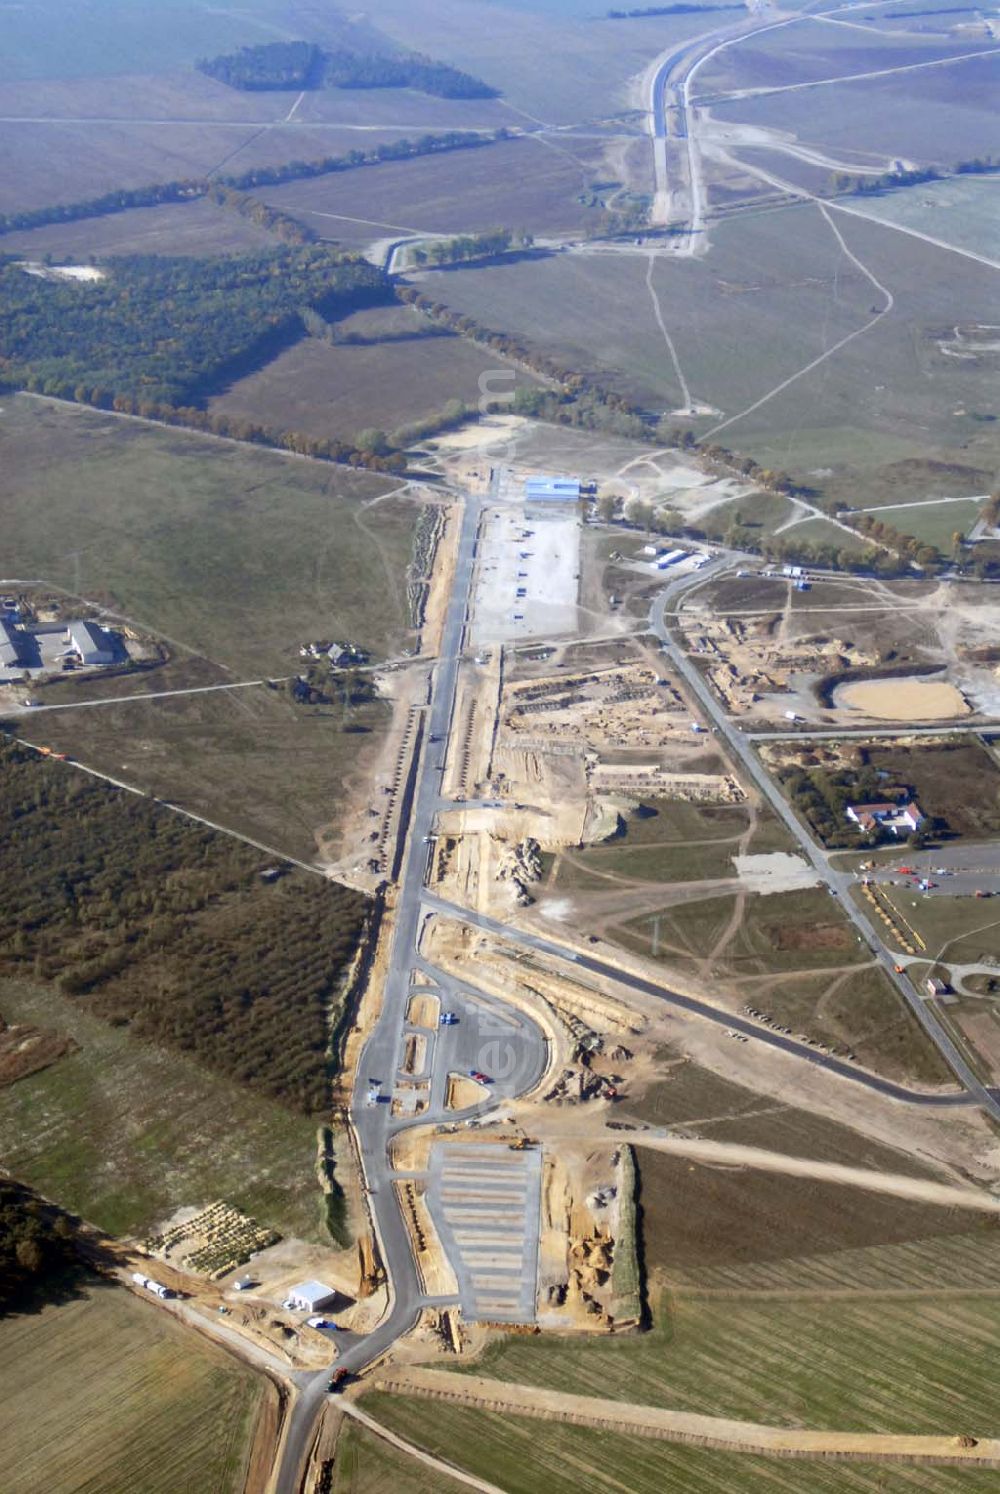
[523,475,581,505]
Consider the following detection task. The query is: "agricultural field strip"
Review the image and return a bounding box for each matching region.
[627,1135,1000,1212]
[723,149,1000,273]
[342,1402,507,1494]
[695,42,1000,102]
[9,731,327,876]
[13,678,285,712]
[369,1366,1000,1462]
[702,200,892,439]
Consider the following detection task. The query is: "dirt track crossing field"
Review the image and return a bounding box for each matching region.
[367,1367,1000,1468]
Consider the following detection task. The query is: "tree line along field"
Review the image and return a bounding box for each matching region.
[260,136,615,244]
[358,1394,1000,1494]
[0,742,367,1115]
[0,1283,265,1494]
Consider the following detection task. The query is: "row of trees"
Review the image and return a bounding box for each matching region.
[0,131,508,239]
[197,39,498,99]
[0,742,370,1115]
[829,155,998,198]
[409,228,532,268]
[607,2,739,13]
[851,511,943,570]
[323,50,498,99]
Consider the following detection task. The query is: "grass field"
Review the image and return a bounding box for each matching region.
[0,395,415,675]
[209,311,539,446]
[697,20,993,94]
[607,886,948,1079]
[362,1395,1000,1493]
[877,891,1000,967]
[617,887,867,975]
[712,50,1000,167]
[31,675,394,864]
[425,204,1000,509]
[852,498,984,549]
[0,976,324,1239]
[1,1281,264,1494]
[445,1204,1000,1433]
[552,799,792,890]
[331,1419,465,1493]
[0,198,279,259]
[261,136,609,245]
[628,1057,941,1175]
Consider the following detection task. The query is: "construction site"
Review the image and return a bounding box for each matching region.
[673,569,1000,727]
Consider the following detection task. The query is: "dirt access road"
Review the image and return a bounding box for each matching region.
[370,1366,1000,1468]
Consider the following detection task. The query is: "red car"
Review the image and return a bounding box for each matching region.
[468,1070,491,1084]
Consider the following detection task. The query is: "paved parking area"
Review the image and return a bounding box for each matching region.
[425,1142,541,1323]
[470,504,580,646]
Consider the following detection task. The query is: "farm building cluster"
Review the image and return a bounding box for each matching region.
[0,607,121,682]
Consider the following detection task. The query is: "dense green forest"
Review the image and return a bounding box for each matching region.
[0,247,389,405]
[0,743,368,1114]
[197,40,323,90]
[322,51,497,98]
[0,1181,87,1314]
[198,40,497,98]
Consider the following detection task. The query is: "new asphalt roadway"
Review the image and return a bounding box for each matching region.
[649,561,1000,1123]
[275,489,548,1491]
[275,529,1000,1491]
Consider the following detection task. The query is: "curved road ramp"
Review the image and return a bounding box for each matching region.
[369,1367,1000,1470]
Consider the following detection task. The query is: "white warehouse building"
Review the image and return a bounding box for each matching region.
[283,1280,338,1313]
[67,620,115,667]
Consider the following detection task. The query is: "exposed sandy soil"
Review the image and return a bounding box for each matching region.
[838,677,970,720]
[629,1134,1000,1213]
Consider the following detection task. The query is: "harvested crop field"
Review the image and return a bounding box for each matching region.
[209,312,539,444]
[634,1147,984,1275]
[261,136,608,244]
[629,1059,942,1175]
[711,50,1000,169]
[0,198,279,260]
[837,678,969,721]
[330,1416,467,1492]
[0,976,323,1239]
[448,1198,1000,1433]
[1,1282,265,1494]
[360,1394,1000,1494]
